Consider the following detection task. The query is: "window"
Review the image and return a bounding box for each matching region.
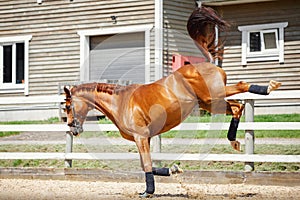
[0,35,31,95]
[262,30,277,49]
[238,22,288,65]
[3,43,24,84]
[248,29,279,56]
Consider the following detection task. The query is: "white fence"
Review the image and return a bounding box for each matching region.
[0,90,300,170]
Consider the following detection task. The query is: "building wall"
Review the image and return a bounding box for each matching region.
[214,1,300,90]
[0,0,155,96]
[163,0,198,76]
[0,0,156,121]
[213,0,300,113]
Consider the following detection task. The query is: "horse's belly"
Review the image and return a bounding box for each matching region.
[138,96,196,136]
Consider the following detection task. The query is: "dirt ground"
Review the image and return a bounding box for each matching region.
[1,178,299,200]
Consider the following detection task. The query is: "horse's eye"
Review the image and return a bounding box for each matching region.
[65,105,71,110]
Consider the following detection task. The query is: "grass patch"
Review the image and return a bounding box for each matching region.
[0,131,20,137]
[0,117,60,125]
[0,117,60,138]
[254,114,300,122]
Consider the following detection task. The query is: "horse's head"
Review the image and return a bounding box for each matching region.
[64,86,89,136]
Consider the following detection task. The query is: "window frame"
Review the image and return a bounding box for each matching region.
[248,29,279,53]
[238,22,288,65]
[0,35,32,95]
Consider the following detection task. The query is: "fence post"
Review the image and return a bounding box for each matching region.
[152,135,161,167]
[65,132,73,168]
[244,99,255,171]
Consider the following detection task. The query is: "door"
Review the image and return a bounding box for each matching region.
[89,32,145,83]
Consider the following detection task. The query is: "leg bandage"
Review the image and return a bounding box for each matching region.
[248,85,268,95]
[145,172,155,194]
[227,118,240,141]
[152,167,170,176]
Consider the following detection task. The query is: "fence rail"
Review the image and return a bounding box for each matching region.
[0,122,300,132]
[0,90,300,170]
[1,152,299,163]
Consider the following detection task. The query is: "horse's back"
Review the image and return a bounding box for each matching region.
[177,62,225,78]
[175,62,227,101]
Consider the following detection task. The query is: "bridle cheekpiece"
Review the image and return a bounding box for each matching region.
[65,94,83,136]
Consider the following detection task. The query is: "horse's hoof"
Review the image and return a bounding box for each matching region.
[139,191,153,198]
[170,164,184,174]
[268,80,281,93]
[230,140,241,151]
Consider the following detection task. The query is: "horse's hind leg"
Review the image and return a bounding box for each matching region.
[225,81,250,97]
[248,80,281,94]
[225,80,281,97]
[224,80,281,151]
[226,100,244,151]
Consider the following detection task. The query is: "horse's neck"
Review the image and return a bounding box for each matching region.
[79,88,122,123]
[81,91,113,118]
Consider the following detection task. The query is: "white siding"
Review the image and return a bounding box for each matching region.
[163,0,198,76]
[0,0,155,96]
[212,0,300,110]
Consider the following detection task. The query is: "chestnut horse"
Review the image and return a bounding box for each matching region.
[64,6,281,198]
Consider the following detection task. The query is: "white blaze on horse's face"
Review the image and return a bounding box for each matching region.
[64,98,74,126]
[64,87,87,136]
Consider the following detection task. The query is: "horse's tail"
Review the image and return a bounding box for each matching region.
[187,6,230,62]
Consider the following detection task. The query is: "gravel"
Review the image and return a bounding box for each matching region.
[1,178,299,200]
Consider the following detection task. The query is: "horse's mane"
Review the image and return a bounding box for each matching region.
[71,82,125,96]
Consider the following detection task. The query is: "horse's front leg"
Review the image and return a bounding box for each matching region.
[225,80,281,97]
[135,136,155,198]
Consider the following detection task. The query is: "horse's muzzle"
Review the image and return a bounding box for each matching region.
[67,119,83,136]
[67,127,83,136]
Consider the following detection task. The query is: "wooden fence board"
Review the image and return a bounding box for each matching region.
[0,152,299,163]
[1,122,300,132]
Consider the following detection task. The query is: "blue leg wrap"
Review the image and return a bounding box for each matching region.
[249,85,268,95]
[227,118,239,141]
[145,172,155,194]
[152,167,170,176]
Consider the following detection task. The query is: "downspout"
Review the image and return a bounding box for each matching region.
[154,0,163,80]
[153,0,163,156]
[215,25,219,66]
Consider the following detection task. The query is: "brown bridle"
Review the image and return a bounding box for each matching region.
[65,95,83,136]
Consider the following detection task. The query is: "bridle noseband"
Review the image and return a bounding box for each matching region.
[65,96,83,136]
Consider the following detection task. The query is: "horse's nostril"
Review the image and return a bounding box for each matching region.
[73,132,79,136]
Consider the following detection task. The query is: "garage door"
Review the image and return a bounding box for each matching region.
[89,32,145,83]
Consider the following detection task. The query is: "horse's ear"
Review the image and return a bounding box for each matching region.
[64,86,71,98]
